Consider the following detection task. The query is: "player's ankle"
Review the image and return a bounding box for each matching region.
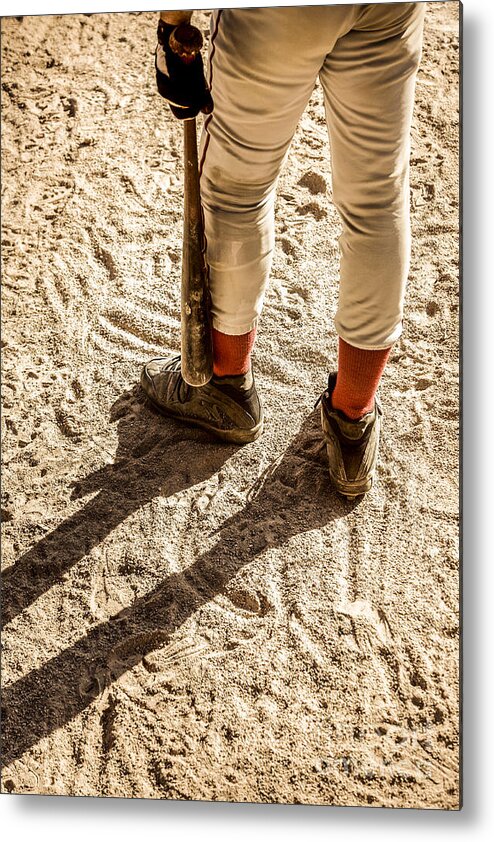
[212,370,254,391]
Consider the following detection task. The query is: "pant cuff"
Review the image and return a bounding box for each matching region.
[335,324,402,351]
[212,316,259,336]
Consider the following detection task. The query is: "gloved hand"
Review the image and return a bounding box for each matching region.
[155,20,214,120]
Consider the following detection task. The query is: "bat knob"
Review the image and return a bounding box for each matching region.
[169,23,203,64]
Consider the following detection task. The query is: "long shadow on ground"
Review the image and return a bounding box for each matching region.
[2,389,354,767]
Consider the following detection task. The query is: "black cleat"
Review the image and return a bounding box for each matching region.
[140,355,263,444]
[318,373,382,499]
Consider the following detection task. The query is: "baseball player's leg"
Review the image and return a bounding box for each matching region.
[199,5,358,375]
[317,3,425,494]
[319,1,425,414]
[143,6,354,441]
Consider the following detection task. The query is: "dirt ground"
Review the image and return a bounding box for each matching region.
[1,4,460,808]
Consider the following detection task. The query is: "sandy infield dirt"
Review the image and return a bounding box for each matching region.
[1,4,460,808]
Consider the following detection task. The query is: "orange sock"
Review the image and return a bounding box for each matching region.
[331,337,392,420]
[212,327,257,376]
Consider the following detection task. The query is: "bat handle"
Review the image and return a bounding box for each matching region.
[183,118,201,219]
[180,117,213,387]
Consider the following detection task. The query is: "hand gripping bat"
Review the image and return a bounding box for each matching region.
[169,24,213,386]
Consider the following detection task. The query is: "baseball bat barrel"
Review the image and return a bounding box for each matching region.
[180,117,213,386]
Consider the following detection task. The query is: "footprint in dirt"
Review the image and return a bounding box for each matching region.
[296,201,327,221]
[297,170,327,195]
[222,585,272,617]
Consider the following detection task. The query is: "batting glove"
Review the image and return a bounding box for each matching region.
[155,21,214,120]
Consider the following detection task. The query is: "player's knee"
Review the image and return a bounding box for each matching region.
[201,161,278,215]
[334,176,409,239]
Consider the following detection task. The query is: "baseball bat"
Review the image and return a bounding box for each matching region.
[180,116,213,386]
[167,23,213,386]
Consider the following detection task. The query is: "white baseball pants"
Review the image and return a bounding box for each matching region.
[198,3,426,349]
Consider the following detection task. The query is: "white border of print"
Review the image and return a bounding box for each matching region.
[2,0,493,839]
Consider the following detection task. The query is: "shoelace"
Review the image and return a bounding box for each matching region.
[314,390,328,410]
[167,358,193,404]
